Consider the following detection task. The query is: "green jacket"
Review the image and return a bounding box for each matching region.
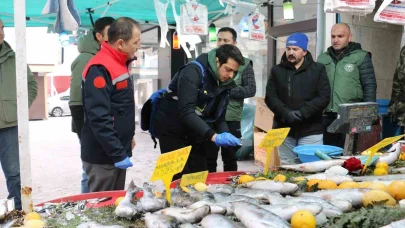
[69,31,100,106]
[0,41,38,129]
[317,42,374,113]
[225,57,249,121]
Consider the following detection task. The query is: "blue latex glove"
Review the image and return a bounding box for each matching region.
[114,157,133,169]
[214,132,241,147]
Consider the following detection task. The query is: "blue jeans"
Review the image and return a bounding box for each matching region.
[278,134,323,165]
[0,126,21,210]
[81,164,89,193]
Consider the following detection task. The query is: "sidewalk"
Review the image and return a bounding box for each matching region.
[0,117,260,203]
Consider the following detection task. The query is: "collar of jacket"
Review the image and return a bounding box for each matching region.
[326,42,362,61]
[280,50,314,71]
[0,41,14,64]
[100,41,128,66]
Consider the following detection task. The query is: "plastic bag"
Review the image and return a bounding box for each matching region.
[247,9,266,41]
[324,0,374,15]
[154,0,169,48]
[181,1,208,35]
[374,0,405,25]
[236,103,255,160]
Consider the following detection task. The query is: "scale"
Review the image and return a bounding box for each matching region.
[327,102,379,155]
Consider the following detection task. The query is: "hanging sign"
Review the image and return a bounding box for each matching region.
[247,10,266,41]
[181,1,208,35]
[374,0,405,25]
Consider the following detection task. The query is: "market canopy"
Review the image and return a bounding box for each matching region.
[0,0,233,28]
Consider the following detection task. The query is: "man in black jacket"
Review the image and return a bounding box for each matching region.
[81,17,140,192]
[153,44,245,176]
[318,23,377,148]
[265,33,331,165]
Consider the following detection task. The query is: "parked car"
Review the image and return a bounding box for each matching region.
[48,93,71,117]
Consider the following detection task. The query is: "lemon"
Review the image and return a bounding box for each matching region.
[194,182,208,192]
[338,181,359,189]
[24,220,45,228]
[387,181,405,200]
[358,182,371,188]
[368,182,388,192]
[291,209,316,228]
[307,179,321,191]
[115,197,125,207]
[362,190,396,207]
[255,177,268,181]
[374,167,388,176]
[25,212,41,221]
[317,180,338,189]
[375,162,389,171]
[291,176,306,183]
[238,175,255,184]
[273,174,287,182]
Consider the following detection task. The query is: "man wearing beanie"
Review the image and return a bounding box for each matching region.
[265,33,331,164]
[318,23,376,148]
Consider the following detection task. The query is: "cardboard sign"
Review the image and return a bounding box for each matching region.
[259,128,290,174]
[180,170,208,187]
[362,134,405,173]
[150,146,191,204]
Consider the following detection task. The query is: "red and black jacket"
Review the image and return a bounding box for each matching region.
[81,42,135,164]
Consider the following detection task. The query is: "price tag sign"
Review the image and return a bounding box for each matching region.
[150,146,191,204]
[259,128,290,175]
[180,170,208,187]
[362,134,405,174]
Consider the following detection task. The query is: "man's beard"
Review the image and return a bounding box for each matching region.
[288,55,301,65]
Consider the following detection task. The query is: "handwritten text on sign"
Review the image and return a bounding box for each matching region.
[259,128,291,149]
[150,146,191,204]
[180,171,208,187]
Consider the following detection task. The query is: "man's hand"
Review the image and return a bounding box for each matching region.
[114,157,133,169]
[131,138,136,150]
[286,110,302,123]
[213,132,241,147]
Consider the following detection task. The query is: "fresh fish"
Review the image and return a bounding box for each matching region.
[170,187,198,207]
[144,213,179,228]
[242,181,299,195]
[328,200,353,212]
[338,143,401,166]
[187,200,227,215]
[213,192,232,202]
[156,205,211,224]
[140,183,168,212]
[212,194,263,216]
[280,159,346,173]
[391,167,405,174]
[179,224,199,228]
[315,213,328,225]
[201,214,240,228]
[233,187,282,202]
[303,173,353,184]
[188,187,216,202]
[270,195,344,217]
[381,218,405,228]
[114,181,142,219]
[260,202,323,220]
[301,188,370,207]
[352,174,405,182]
[232,202,290,228]
[206,184,235,195]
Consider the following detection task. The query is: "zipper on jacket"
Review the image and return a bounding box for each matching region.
[330,64,337,112]
[288,73,292,100]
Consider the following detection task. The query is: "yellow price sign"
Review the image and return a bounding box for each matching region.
[150,146,191,204]
[259,128,290,175]
[362,134,405,174]
[180,171,208,187]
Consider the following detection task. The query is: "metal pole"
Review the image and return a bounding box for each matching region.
[316,0,325,59]
[14,0,33,213]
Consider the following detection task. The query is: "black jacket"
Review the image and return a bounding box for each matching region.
[265,51,331,138]
[153,53,235,141]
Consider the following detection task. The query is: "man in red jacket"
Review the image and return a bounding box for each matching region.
[81,17,141,192]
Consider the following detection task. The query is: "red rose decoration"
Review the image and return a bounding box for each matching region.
[343,157,363,172]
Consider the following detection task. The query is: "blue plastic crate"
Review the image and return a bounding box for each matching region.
[377,99,390,114]
[293,145,343,163]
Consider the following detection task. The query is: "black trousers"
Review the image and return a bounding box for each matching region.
[323,113,346,148]
[83,161,126,192]
[159,134,211,180]
[205,121,241,173]
[69,105,84,139]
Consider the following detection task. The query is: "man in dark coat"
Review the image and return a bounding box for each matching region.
[265,33,331,164]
